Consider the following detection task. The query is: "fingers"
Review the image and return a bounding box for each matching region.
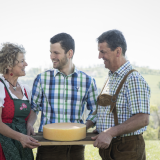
[93,129,98,133]
[27,126,35,136]
[20,135,41,149]
[93,140,109,149]
[27,129,30,136]
[91,135,98,140]
[28,137,41,147]
[29,136,38,143]
[30,129,36,136]
[24,142,40,149]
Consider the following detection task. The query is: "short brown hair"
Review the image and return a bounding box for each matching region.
[0,42,26,74]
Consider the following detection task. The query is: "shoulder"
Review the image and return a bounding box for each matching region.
[0,80,5,90]
[126,70,150,89]
[127,70,146,82]
[77,70,97,89]
[77,70,93,79]
[0,76,7,89]
[34,69,55,81]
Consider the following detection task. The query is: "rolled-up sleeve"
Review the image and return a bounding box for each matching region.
[86,78,98,123]
[31,74,43,114]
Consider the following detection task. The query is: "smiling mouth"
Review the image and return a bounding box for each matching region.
[52,60,59,63]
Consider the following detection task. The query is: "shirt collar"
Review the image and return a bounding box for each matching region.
[108,61,132,77]
[53,65,79,77]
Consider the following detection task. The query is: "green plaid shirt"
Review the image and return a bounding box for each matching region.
[31,67,98,132]
[96,61,150,137]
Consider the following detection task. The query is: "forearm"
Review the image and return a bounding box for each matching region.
[106,113,149,137]
[27,110,37,126]
[0,122,23,141]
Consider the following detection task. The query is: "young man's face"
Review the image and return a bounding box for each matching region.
[98,42,118,72]
[50,43,69,70]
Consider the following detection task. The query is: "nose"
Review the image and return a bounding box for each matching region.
[98,52,103,59]
[50,53,55,59]
[25,61,28,66]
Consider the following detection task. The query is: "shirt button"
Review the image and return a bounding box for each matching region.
[65,100,67,102]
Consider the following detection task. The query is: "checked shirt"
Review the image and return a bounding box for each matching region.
[96,61,150,137]
[31,67,98,132]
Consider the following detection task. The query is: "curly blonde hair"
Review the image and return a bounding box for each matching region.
[0,42,26,74]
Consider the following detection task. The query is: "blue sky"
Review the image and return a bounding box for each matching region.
[0,0,160,70]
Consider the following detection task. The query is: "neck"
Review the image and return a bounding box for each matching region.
[60,61,75,76]
[3,74,18,86]
[111,56,127,73]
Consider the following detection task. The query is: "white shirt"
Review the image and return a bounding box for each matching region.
[0,76,31,107]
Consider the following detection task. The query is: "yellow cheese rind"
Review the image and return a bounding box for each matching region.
[43,123,86,141]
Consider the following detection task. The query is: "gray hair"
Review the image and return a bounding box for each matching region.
[0,42,26,74]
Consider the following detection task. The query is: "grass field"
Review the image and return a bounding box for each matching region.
[33,140,160,160]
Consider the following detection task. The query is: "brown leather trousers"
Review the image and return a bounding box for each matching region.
[99,134,146,160]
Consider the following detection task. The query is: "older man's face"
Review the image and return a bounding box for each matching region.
[98,42,118,72]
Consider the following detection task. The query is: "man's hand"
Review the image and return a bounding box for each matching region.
[19,134,41,149]
[91,130,113,149]
[85,120,94,130]
[27,123,35,136]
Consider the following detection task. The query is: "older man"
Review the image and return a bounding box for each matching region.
[92,29,150,160]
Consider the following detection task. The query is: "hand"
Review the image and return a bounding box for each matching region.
[85,120,94,130]
[92,129,98,134]
[19,134,41,149]
[91,130,113,149]
[27,123,35,136]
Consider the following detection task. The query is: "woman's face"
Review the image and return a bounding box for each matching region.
[11,52,28,77]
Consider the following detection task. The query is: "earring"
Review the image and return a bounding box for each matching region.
[10,73,13,76]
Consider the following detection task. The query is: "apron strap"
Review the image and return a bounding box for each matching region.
[0,78,14,100]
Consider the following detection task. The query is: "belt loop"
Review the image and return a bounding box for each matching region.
[116,136,121,140]
[122,137,125,144]
[136,134,141,140]
[138,134,141,140]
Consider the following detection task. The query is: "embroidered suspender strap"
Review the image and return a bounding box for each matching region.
[112,69,137,126]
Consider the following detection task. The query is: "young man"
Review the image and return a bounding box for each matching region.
[91,29,150,160]
[27,33,98,160]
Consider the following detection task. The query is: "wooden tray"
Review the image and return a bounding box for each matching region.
[33,132,98,145]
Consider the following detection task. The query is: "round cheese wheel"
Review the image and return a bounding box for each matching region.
[43,123,86,141]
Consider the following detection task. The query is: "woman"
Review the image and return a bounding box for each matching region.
[0,43,40,160]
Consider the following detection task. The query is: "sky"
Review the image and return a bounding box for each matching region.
[0,0,160,71]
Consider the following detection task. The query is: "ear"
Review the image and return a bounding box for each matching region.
[116,47,122,57]
[67,49,73,59]
[7,66,12,71]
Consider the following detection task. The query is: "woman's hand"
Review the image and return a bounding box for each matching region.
[19,134,41,149]
[27,123,35,136]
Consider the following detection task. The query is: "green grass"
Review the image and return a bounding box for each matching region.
[145,140,160,160]
[33,140,160,160]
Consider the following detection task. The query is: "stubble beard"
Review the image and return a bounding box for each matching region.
[53,55,69,70]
